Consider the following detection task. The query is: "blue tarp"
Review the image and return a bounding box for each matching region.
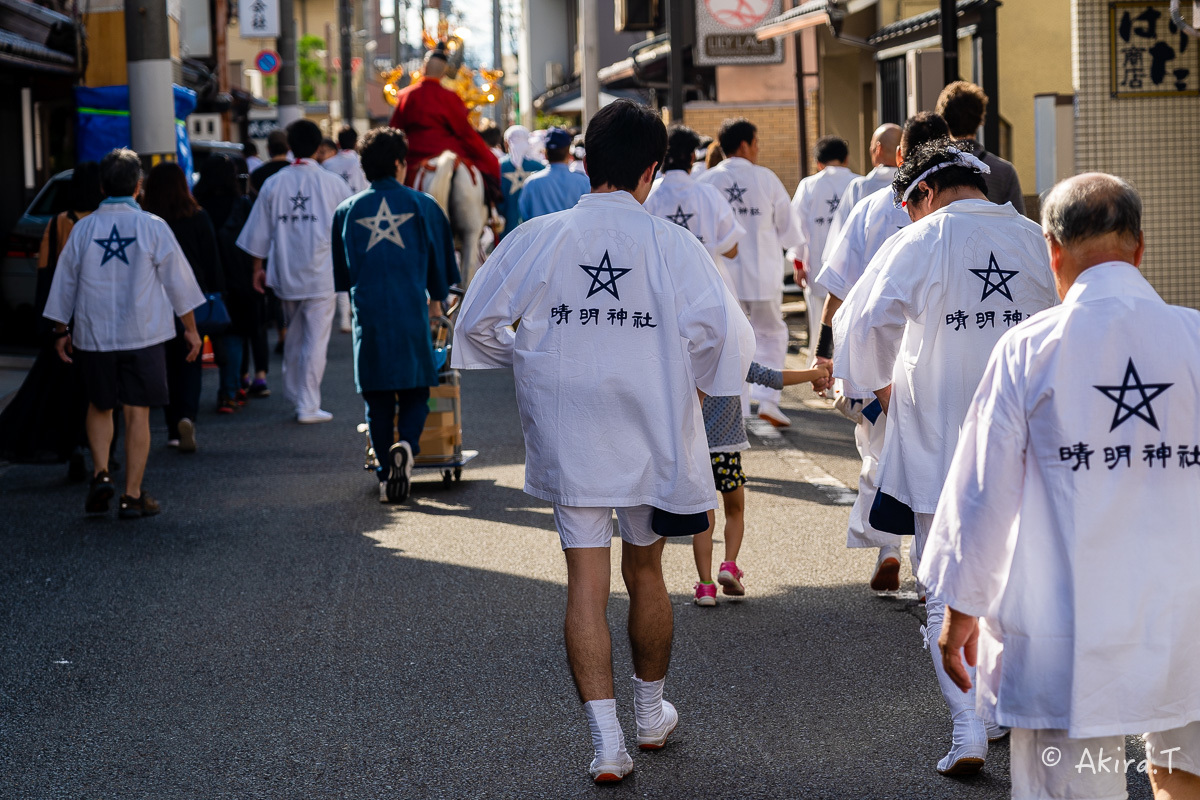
[74,85,198,183]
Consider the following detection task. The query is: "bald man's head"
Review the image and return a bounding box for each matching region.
[1041,172,1145,297]
[871,124,901,167]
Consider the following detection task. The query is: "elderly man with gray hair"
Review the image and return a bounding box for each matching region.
[921,172,1200,800]
[44,148,206,519]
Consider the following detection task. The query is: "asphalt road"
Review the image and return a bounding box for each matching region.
[0,316,1155,799]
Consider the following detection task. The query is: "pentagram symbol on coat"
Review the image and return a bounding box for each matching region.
[579,250,632,300]
[969,252,1020,302]
[1093,358,1173,431]
[356,197,415,250]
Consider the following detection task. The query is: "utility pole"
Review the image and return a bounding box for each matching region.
[124,0,176,164]
[278,0,302,126]
[666,0,684,124]
[339,0,354,125]
[491,0,502,123]
[940,0,959,86]
[579,0,599,125]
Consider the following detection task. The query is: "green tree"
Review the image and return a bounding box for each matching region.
[298,35,332,103]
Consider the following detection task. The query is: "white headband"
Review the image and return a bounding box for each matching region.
[899,148,991,206]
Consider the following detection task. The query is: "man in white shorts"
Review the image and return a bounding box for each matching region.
[453,100,753,784]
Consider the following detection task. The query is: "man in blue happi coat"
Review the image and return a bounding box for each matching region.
[332,126,460,503]
[518,127,591,220]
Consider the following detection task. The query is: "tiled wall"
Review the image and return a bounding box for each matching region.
[683,102,803,192]
[1073,0,1200,309]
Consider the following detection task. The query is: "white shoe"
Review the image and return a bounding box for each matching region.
[635,699,678,750]
[588,751,633,783]
[757,402,791,428]
[378,481,389,503]
[177,418,196,453]
[986,722,1010,742]
[936,712,989,775]
[870,545,902,591]
[297,410,333,424]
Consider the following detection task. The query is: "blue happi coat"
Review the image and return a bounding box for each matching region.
[332,178,460,393]
[497,155,546,239]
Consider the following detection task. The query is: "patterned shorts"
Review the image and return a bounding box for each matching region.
[711,451,747,494]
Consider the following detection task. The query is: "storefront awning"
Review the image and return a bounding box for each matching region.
[0,0,78,74]
[868,0,993,46]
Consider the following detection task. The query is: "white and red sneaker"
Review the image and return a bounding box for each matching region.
[694,582,717,606]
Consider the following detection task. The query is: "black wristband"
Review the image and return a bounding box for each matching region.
[815,323,834,360]
[53,328,70,339]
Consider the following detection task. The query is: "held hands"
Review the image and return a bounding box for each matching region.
[813,355,834,395]
[938,607,980,693]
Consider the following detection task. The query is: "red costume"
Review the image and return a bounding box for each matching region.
[388,76,501,187]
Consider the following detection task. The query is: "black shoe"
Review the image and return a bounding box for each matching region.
[118,492,160,519]
[386,441,413,503]
[86,471,115,514]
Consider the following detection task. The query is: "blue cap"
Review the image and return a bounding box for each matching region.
[544,127,572,149]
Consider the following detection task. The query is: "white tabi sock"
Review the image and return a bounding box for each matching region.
[583,699,627,759]
[632,675,667,733]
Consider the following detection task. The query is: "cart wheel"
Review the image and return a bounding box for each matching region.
[454,467,463,482]
[442,470,453,487]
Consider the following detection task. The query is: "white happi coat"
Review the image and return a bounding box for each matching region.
[697,156,802,301]
[834,199,1058,513]
[451,190,755,513]
[789,164,857,268]
[919,262,1200,738]
[825,165,897,252]
[322,150,369,194]
[645,169,745,291]
[814,186,909,399]
[43,199,205,351]
[236,159,354,300]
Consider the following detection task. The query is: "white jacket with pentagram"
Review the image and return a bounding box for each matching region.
[696,156,802,302]
[833,199,1057,514]
[644,169,745,293]
[919,262,1200,738]
[237,159,353,300]
[452,190,755,513]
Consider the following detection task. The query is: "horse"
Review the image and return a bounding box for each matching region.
[413,152,495,287]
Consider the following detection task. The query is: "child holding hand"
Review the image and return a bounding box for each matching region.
[694,361,831,605]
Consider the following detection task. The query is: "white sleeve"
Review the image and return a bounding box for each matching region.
[814,204,868,300]
[236,188,273,259]
[675,236,756,396]
[450,226,533,369]
[831,235,924,392]
[707,190,745,257]
[42,223,82,325]
[771,174,804,251]
[918,339,1028,616]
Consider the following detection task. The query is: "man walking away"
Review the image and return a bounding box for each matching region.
[936,81,1024,213]
[453,100,754,783]
[237,119,353,423]
[697,117,803,427]
[44,148,205,518]
[332,127,459,503]
[518,127,590,220]
[926,173,1200,800]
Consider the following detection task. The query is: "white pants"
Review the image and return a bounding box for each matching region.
[803,283,827,367]
[553,505,662,550]
[847,410,902,549]
[739,297,787,410]
[281,294,336,417]
[1011,723,1200,799]
[336,291,352,331]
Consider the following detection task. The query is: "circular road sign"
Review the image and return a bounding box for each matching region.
[255,50,281,75]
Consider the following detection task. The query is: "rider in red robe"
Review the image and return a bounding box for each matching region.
[388,44,501,197]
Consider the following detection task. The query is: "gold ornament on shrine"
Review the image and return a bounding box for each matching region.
[382,28,503,125]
